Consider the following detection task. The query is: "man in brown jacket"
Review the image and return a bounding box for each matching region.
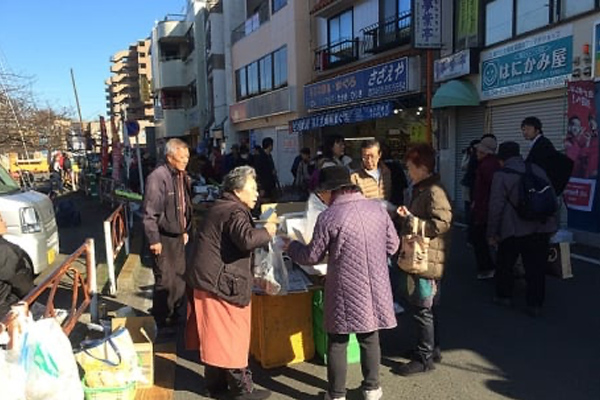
[350,139,392,202]
[142,138,192,329]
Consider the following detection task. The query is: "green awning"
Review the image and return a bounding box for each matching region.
[432,79,480,108]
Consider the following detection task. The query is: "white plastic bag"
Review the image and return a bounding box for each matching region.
[305,193,327,243]
[253,237,289,295]
[20,318,83,400]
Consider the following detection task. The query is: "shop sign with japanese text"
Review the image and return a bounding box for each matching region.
[481,25,573,100]
[304,57,408,110]
[413,0,442,48]
[434,50,471,82]
[290,102,393,132]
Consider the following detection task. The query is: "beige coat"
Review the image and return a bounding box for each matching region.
[350,163,392,200]
[400,174,453,279]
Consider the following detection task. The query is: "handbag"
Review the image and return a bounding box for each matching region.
[397,219,430,275]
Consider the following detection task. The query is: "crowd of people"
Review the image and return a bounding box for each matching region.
[140,115,566,399]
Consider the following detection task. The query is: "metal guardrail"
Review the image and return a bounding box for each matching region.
[314,38,360,71]
[231,0,270,44]
[104,204,130,295]
[0,238,98,342]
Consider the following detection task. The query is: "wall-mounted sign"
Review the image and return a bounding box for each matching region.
[304,57,409,110]
[563,80,598,212]
[481,25,573,100]
[434,49,472,82]
[413,0,442,49]
[290,101,393,132]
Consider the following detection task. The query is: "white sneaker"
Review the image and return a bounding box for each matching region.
[393,302,405,315]
[324,392,346,400]
[363,387,383,400]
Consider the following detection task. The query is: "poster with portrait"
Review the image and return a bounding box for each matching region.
[564,81,598,211]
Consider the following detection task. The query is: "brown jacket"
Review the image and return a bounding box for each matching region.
[350,163,392,200]
[399,174,453,279]
[185,192,271,306]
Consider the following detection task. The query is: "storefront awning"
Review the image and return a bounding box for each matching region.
[432,80,480,108]
[290,101,393,132]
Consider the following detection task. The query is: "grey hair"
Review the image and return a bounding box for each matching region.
[165,138,188,156]
[223,166,256,193]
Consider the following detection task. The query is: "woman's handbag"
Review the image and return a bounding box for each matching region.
[397,219,430,275]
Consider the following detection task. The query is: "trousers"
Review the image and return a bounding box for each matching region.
[327,331,380,398]
[152,234,187,325]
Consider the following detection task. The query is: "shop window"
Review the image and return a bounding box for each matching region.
[236,68,247,100]
[516,0,549,35]
[561,0,595,19]
[259,54,273,92]
[273,46,287,88]
[485,0,513,46]
[247,61,259,96]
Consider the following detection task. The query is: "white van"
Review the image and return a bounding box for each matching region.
[0,164,59,274]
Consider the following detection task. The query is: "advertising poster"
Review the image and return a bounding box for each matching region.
[563,81,598,211]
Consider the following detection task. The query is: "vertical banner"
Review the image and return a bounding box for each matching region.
[563,80,598,211]
[413,0,442,48]
[110,116,122,182]
[593,21,600,79]
[100,116,109,176]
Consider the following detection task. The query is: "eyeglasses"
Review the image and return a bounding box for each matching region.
[362,154,379,160]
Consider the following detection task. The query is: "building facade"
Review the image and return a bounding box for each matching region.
[227,0,313,185]
[433,0,600,239]
[290,0,430,175]
[105,39,154,145]
[150,2,210,154]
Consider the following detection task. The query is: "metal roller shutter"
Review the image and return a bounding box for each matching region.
[489,96,567,152]
[455,107,486,214]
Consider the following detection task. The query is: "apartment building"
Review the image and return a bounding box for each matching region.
[433,0,600,237]
[150,2,209,154]
[290,0,430,170]
[227,0,312,185]
[105,39,154,145]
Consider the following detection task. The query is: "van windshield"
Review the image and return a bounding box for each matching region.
[0,165,21,194]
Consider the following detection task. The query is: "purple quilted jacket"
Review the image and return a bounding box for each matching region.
[287,192,399,334]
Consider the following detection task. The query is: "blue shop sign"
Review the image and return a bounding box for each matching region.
[481,26,573,100]
[304,57,408,109]
[290,102,393,132]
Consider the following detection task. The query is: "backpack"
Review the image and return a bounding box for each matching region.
[503,163,557,222]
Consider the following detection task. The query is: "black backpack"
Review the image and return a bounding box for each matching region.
[503,163,558,221]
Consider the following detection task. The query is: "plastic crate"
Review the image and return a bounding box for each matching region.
[313,290,361,365]
[250,292,315,369]
[82,380,136,400]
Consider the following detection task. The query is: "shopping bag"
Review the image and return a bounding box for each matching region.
[253,237,289,295]
[20,318,84,400]
[546,242,573,279]
[397,220,430,275]
[75,326,142,388]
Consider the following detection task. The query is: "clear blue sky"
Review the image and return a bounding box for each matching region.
[0,0,185,121]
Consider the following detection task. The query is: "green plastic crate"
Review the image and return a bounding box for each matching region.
[312,290,361,365]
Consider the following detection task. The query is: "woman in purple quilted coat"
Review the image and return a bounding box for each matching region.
[285,166,399,400]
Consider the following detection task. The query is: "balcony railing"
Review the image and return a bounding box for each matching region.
[231,1,270,45]
[314,38,359,71]
[362,12,412,54]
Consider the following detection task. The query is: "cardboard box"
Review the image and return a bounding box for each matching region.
[112,316,157,388]
[260,202,306,217]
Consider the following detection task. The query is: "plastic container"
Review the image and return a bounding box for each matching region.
[250,292,315,369]
[82,380,136,400]
[312,290,361,365]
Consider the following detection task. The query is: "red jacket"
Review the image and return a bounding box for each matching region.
[472,154,501,225]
